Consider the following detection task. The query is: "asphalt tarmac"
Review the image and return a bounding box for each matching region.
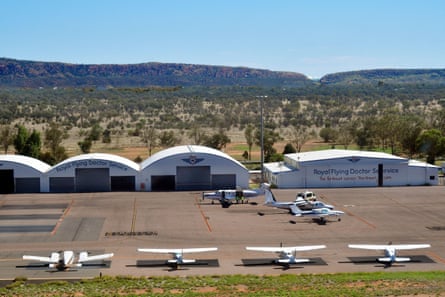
[0,186,444,280]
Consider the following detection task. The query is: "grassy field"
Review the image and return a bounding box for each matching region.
[2,272,445,296]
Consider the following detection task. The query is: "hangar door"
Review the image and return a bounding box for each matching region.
[76,168,110,192]
[151,175,175,191]
[16,178,40,193]
[111,176,135,191]
[212,174,236,189]
[0,170,14,194]
[176,166,211,190]
[50,177,75,193]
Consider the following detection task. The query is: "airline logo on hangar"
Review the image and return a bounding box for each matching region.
[348,157,361,163]
[182,155,204,165]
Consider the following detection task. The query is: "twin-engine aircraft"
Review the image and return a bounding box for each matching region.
[264,188,344,224]
[203,183,269,207]
[348,243,431,266]
[246,245,326,265]
[22,250,114,271]
[137,247,218,268]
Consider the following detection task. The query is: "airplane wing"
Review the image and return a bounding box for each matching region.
[78,252,114,263]
[138,248,217,254]
[22,255,56,263]
[246,245,326,253]
[348,244,430,250]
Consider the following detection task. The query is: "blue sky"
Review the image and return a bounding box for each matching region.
[1,0,444,78]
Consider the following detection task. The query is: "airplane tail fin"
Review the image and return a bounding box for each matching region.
[264,188,277,204]
[79,252,89,262]
[50,252,60,263]
[256,183,270,195]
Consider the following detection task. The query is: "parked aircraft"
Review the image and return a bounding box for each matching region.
[348,243,431,266]
[22,250,114,271]
[264,188,342,224]
[246,245,326,265]
[137,247,218,268]
[290,204,344,224]
[203,183,269,207]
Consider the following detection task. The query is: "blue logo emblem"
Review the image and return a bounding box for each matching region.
[347,157,360,163]
[182,155,204,165]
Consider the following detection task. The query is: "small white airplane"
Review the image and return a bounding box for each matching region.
[137,247,218,268]
[264,188,342,224]
[246,245,326,265]
[203,183,269,207]
[22,250,114,271]
[348,243,431,266]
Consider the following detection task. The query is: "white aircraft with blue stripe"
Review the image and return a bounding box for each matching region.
[264,188,343,224]
[23,250,114,271]
[348,243,431,266]
[137,247,218,268]
[246,244,326,265]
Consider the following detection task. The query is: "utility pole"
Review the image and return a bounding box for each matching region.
[257,95,267,183]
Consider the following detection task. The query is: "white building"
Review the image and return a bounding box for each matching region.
[140,145,249,191]
[44,153,140,192]
[264,149,440,188]
[0,154,51,193]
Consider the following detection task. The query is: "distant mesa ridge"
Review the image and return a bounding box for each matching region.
[0,58,444,88]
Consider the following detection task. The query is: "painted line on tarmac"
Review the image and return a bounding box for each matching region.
[426,251,445,265]
[51,199,74,236]
[131,198,137,233]
[342,208,377,229]
[195,196,212,232]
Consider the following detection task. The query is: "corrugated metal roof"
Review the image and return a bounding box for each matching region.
[286,149,407,163]
[50,153,140,172]
[0,154,51,172]
[141,145,244,169]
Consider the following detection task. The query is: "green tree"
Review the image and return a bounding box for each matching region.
[44,122,68,163]
[89,123,102,142]
[13,125,41,158]
[399,115,424,158]
[78,138,92,154]
[288,125,310,152]
[13,125,29,155]
[0,125,14,153]
[102,129,112,143]
[158,130,180,148]
[416,129,445,164]
[25,130,41,158]
[319,127,338,144]
[141,125,157,156]
[283,143,296,154]
[202,130,231,150]
[255,128,282,162]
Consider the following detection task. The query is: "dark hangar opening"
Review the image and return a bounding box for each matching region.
[0,170,14,194]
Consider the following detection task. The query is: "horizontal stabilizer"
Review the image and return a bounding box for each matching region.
[167,259,196,264]
[277,258,310,264]
[378,257,411,263]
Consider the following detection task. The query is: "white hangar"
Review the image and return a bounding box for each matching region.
[43,153,140,192]
[140,145,249,191]
[0,154,51,193]
[264,149,440,188]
